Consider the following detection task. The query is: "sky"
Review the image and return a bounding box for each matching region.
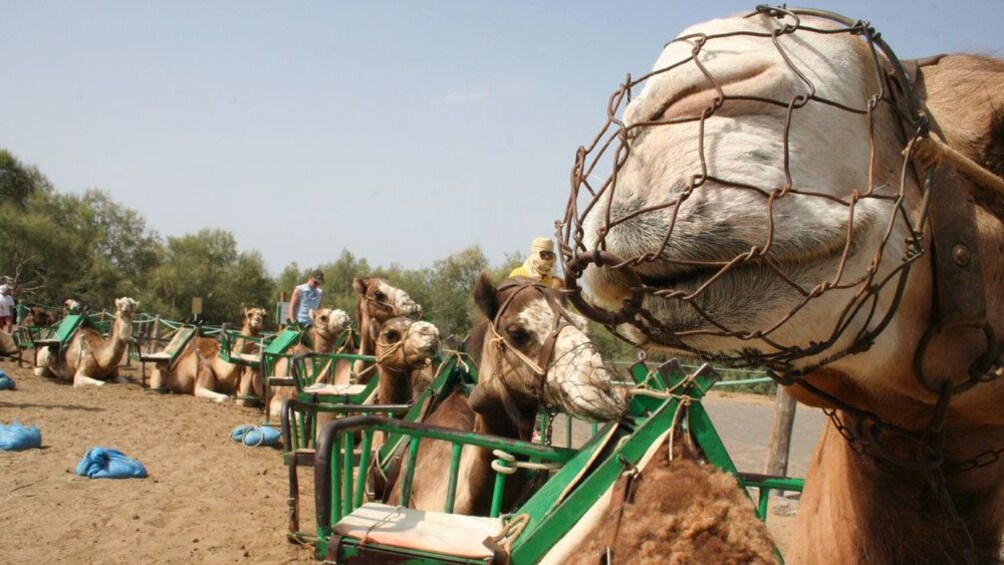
[3,1,1001,275]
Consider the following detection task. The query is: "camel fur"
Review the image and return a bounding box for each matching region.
[149,307,267,404]
[34,297,138,386]
[388,275,624,514]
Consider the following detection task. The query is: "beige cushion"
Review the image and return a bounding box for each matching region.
[229,352,259,363]
[333,503,502,559]
[141,352,171,361]
[303,383,367,396]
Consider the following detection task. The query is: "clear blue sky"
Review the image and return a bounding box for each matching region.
[3,1,1001,274]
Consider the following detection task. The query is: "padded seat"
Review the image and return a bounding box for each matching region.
[302,383,367,396]
[140,352,171,362]
[333,503,503,559]
[228,351,260,364]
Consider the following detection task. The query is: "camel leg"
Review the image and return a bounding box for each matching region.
[73,374,106,387]
[194,385,230,403]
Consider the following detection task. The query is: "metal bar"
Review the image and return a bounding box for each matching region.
[330,436,343,524]
[399,439,421,507]
[444,443,463,513]
[490,460,509,518]
[342,432,355,519]
[757,488,771,521]
[354,429,373,509]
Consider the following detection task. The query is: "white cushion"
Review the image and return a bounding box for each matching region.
[333,503,503,559]
[302,383,368,396]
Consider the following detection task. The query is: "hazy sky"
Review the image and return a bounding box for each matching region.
[3,1,1001,274]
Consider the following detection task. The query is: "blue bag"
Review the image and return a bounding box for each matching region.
[0,422,41,451]
[0,371,15,390]
[230,424,280,447]
[76,447,147,479]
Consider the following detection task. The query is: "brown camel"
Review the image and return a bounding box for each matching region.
[387,275,625,515]
[351,277,422,375]
[149,307,267,404]
[34,297,138,386]
[560,8,1004,564]
[267,308,353,418]
[372,317,441,405]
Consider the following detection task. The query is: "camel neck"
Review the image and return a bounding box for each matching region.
[310,328,338,354]
[791,415,1004,563]
[377,364,413,405]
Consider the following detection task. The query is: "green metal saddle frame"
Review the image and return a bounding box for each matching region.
[311,360,806,564]
[280,352,479,544]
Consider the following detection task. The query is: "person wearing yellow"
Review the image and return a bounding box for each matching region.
[509,237,562,289]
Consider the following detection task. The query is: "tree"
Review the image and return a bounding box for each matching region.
[144,229,273,324]
[0,149,38,208]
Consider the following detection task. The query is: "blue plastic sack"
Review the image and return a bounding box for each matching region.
[230,424,280,447]
[0,422,41,451]
[76,447,147,479]
[0,371,14,390]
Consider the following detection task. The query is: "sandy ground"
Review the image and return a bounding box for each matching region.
[0,358,824,563]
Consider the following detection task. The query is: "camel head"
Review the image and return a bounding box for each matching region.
[309,308,351,342]
[242,307,267,335]
[375,317,441,372]
[470,274,626,432]
[63,299,82,314]
[353,277,421,323]
[562,9,993,382]
[112,297,138,338]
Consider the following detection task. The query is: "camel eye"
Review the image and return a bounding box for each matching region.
[319,315,328,322]
[507,327,531,347]
[374,292,387,301]
[384,330,400,342]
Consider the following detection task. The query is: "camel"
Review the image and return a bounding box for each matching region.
[266,308,352,418]
[34,297,138,386]
[385,275,626,515]
[371,317,441,405]
[560,8,1004,563]
[351,277,422,374]
[149,307,268,404]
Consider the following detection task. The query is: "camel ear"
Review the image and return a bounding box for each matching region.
[309,309,318,320]
[468,383,499,416]
[473,272,499,319]
[353,277,368,296]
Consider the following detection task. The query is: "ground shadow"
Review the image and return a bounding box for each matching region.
[0,401,104,412]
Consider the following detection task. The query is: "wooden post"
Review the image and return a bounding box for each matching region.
[764,386,797,477]
[149,316,161,354]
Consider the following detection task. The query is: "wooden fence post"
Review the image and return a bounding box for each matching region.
[149,316,161,354]
[765,386,797,478]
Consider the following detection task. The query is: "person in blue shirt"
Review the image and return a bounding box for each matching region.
[288,270,324,327]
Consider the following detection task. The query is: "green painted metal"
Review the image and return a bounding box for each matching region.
[343,432,355,519]
[355,429,373,509]
[313,360,806,564]
[490,460,509,518]
[34,313,84,349]
[444,443,462,513]
[398,439,421,507]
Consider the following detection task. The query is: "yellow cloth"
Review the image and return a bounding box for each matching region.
[508,265,553,286]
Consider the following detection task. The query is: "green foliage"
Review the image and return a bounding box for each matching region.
[144,229,273,325]
[0,149,38,208]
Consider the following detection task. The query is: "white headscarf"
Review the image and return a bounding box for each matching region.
[523,237,555,278]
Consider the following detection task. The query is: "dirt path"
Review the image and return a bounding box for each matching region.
[0,360,824,563]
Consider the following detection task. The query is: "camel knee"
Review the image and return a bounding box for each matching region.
[195,385,229,403]
[73,375,105,387]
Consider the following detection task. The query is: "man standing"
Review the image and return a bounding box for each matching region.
[509,237,562,289]
[0,285,14,333]
[288,270,324,327]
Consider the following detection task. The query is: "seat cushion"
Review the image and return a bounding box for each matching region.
[303,383,367,396]
[333,503,503,559]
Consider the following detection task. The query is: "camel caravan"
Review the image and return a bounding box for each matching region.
[5,5,1004,564]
